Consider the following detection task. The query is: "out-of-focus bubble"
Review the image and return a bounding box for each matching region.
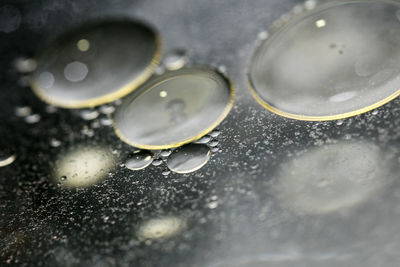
[14,58,37,73]
[53,146,115,188]
[163,49,188,70]
[30,20,161,108]
[248,0,400,121]
[273,141,396,215]
[137,216,185,241]
[166,144,211,174]
[114,67,234,149]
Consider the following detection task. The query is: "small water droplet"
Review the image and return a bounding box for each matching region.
[209,129,220,137]
[152,159,163,166]
[336,120,344,126]
[60,175,67,181]
[100,117,113,126]
[164,49,188,70]
[99,105,115,115]
[162,169,171,176]
[211,146,220,153]
[80,109,99,120]
[25,114,41,124]
[371,109,379,115]
[0,149,16,167]
[258,31,268,40]
[125,150,153,171]
[208,140,219,147]
[160,150,172,157]
[207,201,218,209]
[166,144,211,174]
[194,135,211,144]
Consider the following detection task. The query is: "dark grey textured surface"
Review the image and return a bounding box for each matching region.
[0,0,400,266]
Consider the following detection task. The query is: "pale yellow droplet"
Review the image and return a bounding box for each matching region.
[315,19,326,28]
[77,39,90,52]
[159,90,167,98]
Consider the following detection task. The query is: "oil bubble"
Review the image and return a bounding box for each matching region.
[114,67,234,149]
[248,0,400,121]
[166,144,211,174]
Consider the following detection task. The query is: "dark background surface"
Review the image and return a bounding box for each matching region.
[1,0,400,266]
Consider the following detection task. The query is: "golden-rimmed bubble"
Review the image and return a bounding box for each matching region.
[113,66,234,150]
[30,19,161,108]
[248,0,400,121]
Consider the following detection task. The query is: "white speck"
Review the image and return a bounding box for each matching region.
[315,19,326,28]
[25,114,41,124]
[207,201,219,209]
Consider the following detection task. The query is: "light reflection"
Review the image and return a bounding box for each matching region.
[274,141,394,215]
[315,19,326,28]
[53,146,115,188]
[137,216,185,241]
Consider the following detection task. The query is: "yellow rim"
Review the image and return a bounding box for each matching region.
[247,0,400,121]
[29,21,162,109]
[113,66,235,150]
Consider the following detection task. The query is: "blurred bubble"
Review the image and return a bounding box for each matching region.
[137,216,185,241]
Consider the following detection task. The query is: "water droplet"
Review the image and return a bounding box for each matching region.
[207,201,219,209]
[50,138,61,148]
[99,105,115,115]
[0,149,16,167]
[152,159,163,166]
[29,20,160,108]
[372,109,379,115]
[274,141,394,215]
[125,150,153,171]
[194,135,211,144]
[160,150,172,157]
[166,144,211,174]
[211,146,220,153]
[209,129,220,137]
[114,67,234,149]
[80,109,99,120]
[163,49,188,70]
[100,117,113,126]
[24,114,41,124]
[60,175,67,181]
[248,1,400,120]
[64,61,88,82]
[0,5,21,33]
[15,106,32,117]
[336,119,344,126]
[208,140,219,147]
[162,169,171,176]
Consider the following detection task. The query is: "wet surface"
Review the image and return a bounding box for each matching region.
[1,0,400,266]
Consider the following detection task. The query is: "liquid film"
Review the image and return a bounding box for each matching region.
[30,20,160,108]
[274,141,395,215]
[248,0,400,120]
[166,144,211,174]
[113,67,234,149]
